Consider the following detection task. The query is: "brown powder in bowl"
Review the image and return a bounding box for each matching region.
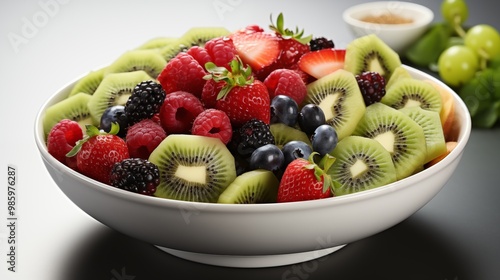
[360,13,413,24]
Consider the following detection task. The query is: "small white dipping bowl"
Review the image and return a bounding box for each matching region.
[35,65,470,268]
[343,1,434,53]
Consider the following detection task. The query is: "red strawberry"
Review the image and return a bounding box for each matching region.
[204,36,237,70]
[67,124,129,185]
[298,48,346,79]
[157,52,206,97]
[204,58,271,127]
[230,31,280,71]
[233,24,264,35]
[263,68,307,105]
[47,119,83,170]
[254,13,312,81]
[277,153,335,203]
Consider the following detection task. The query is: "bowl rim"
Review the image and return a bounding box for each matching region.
[34,65,471,214]
[342,1,434,30]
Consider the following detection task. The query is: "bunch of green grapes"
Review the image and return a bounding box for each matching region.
[438,0,500,87]
[404,0,500,128]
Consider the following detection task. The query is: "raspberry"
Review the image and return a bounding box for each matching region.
[201,79,225,108]
[46,119,83,169]
[157,52,206,98]
[228,119,275,159]
[124,80,166,126]
[187,46,212,69]
[355,71,387,106]
[71,125,129,184]
[263,68,307,105]
[310,37,335,51]
[110,158,160,196]
[204,36,237,70]
[126,119,167,159]
[192,109,232,144]
[159,91,205,134]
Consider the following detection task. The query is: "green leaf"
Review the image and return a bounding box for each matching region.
[459,68,500,127]
[472,103,499,128]
[404,22,453,68]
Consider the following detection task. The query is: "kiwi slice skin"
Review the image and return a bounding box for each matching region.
[87,70,152,124]
[329,135,397,196]
[385,66,412,91]
[149,134,236,203]
[270,123,312,149]
[381,78,443,113]
[399,106,447,164]
[305,69,366,140]
[344,34,402,82]
[353,103,426,180]
[69,68,107,96]
[43,92,95,138]
[217,169,279,204]
[106,49,167,78]
[136,37,178,50]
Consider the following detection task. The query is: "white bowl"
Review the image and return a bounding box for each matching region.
[34,65,470,268]
[343,1,434,53]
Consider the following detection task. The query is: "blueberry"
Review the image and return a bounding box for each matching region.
[282,141,313,166]
[270,95,298,127]
[298,104,326,135]
[249,144,284,172]
[311,124,338,156]
[100,105,129,137]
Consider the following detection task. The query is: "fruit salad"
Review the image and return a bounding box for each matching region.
[43,13,459,204]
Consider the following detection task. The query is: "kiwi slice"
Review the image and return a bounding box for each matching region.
[106,49,167,78]
[344,34,402,82]
[385,66,412,90]
[149,134,237,203]
[399,106,447,164]
[217,169,279,204]
[43,92,94,138]
[87,70,152,124]
[304,69,366,140]
[69,68,107,96]
[353,103,426,180]
[159,27,231,62]
[329,135,397,196]
[136,37,178,50]
[270,123,312,149]
[381,78,442,113]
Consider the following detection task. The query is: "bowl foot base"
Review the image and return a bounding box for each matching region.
[155,244,346,268]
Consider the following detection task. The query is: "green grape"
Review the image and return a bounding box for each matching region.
[441,0,469,27]
[438,45,479,87]
[464,24,500,59]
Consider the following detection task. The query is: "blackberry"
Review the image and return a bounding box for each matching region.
[310,37,335,51]
[125,80,166,126]
[110,158,160,196]
[355,71,387,106]
[228,119,275,159]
